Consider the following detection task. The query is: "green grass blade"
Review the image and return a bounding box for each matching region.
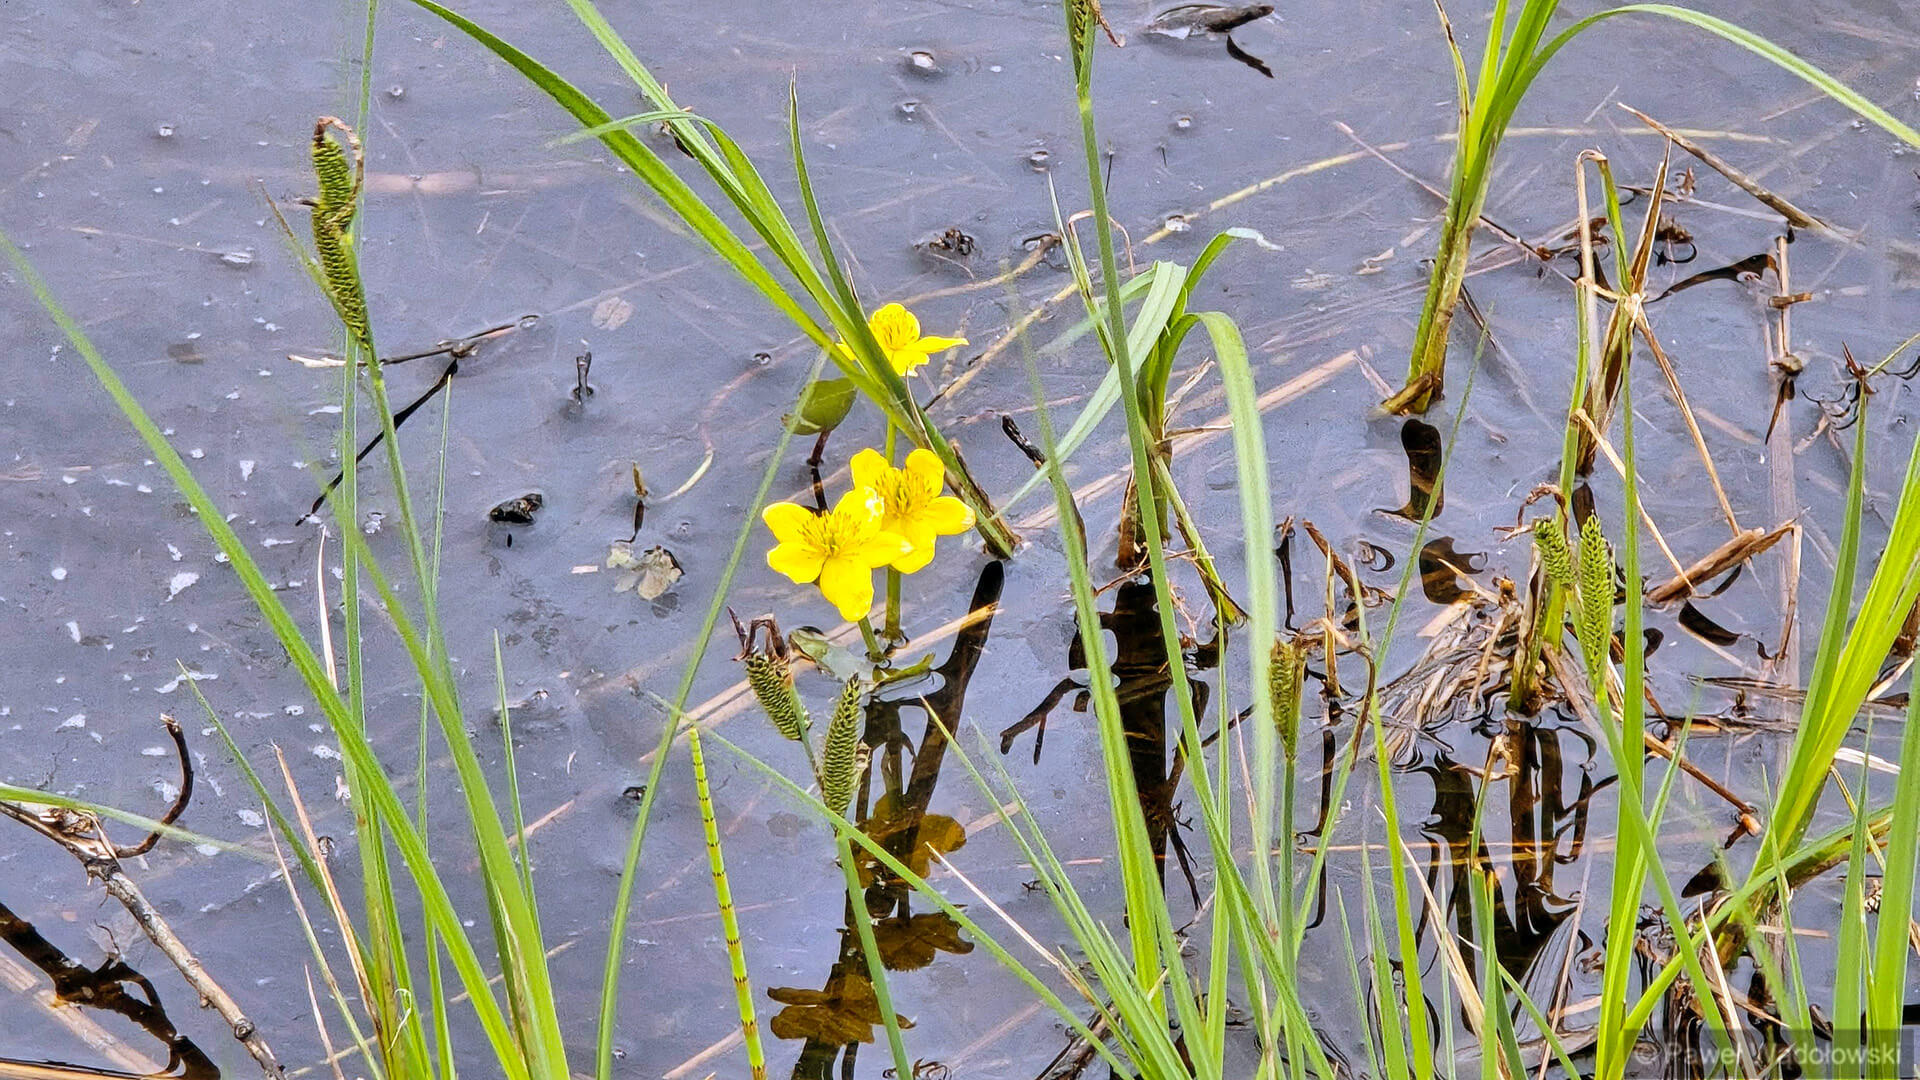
[1531,6,1920,149]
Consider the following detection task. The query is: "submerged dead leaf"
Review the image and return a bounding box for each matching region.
[590,294,634,331]
[873,912,973,971]
[767,972,912,1044]
[607,541,682,600]
[857,793,967,886]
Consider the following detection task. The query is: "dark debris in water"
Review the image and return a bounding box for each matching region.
[487,492,544,525]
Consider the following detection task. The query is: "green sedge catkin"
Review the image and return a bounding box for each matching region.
[1576,513,1614,669]
[742,651,809,741]
[309,120,370,346]
[1532,516,1575,590]
[819,676,866,816]
[1270,639,1304,762]
[1065,0,1107,83]
[311,121,356,219]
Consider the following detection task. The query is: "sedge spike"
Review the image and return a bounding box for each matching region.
[1576,512,1614,674]
[1532,516,1575,590]
[743,652,809,741]
[1063,0,1114,86]
[1270,638,1305,762]
[819,676,867,816]
[310,123,357,223]
[309,118,371,349]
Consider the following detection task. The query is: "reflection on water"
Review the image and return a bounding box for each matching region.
[770,563,1000,1080]
[0,897,216,1079]
[1001,577,1220,906]
[1386,418,1444,522]
[1407,715,1597,1006]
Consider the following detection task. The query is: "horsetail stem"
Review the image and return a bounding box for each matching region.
[819,676,867,816]
[309,117,371,350]
[686,726,767,1080]
[1577,512,1615,676]
[1532,515,1576,590]
[1270,638,1305,763]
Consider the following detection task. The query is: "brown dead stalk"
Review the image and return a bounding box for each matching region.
[0,716,282,1077]
[1646,521,1797,606]
[1618,104,1832,233]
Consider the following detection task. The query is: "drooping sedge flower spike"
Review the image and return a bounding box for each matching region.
[819,675,868,816]
[763,489,911,622]
[848,448,975,573]
[841,303,968,377]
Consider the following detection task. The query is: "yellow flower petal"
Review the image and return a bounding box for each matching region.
[762,501,817,544]
[891,524,938,574]
[831,487,885,528]
[855,529,914,569]
[767,541,825,584]
[869,303,920,350]
[903,448,946,490]
[849,448,889,492]
[915,334,968,354]
[886,346,931,376]
[922,495,975,535]
[818,556,876,621]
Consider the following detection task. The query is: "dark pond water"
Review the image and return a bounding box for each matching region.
[5,0,1920,1076]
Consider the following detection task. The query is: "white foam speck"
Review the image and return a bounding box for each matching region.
[236,808,264,827]
[65,621,81,644]
[167,570,200,599]
[58,714,86,730]
[239,460,256,481]
[50,566,67,581]
[154,670,216,694]
[312,744,342,761]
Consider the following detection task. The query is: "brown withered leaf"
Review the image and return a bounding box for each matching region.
[766,973,912,1044]
[856,793,967,886]
[873,912,974,972]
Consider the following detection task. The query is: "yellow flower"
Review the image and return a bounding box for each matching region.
[844,303,968,376]
[849,448,976,573]
[763,489,912,621]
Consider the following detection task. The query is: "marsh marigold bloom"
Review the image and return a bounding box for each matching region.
[849,448,976,573]
[844,303,968,376]
[763,489,911,621]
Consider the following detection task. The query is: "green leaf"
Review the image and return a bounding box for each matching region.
[785,376,858,435]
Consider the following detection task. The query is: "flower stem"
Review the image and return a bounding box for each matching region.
[858,616,886,663]
[884,569,903,644]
